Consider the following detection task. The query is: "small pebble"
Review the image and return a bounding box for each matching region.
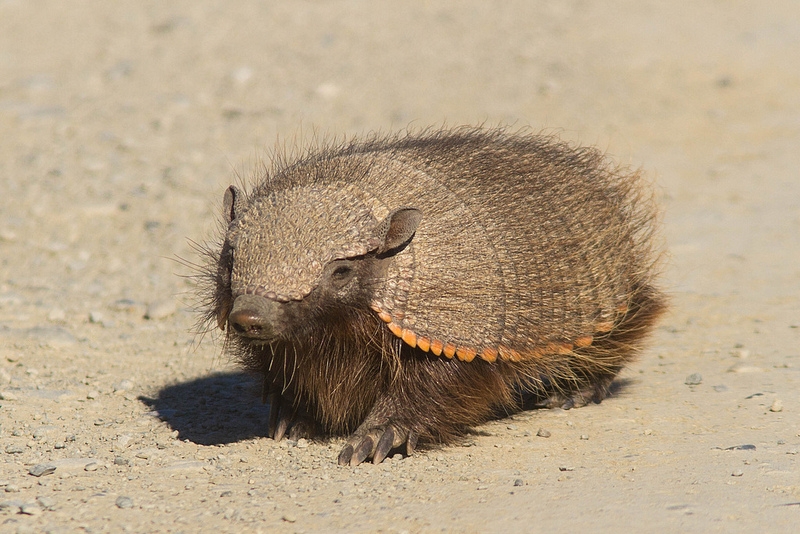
[723,444,755,451]
[231,66,254,85]
[0,228,17,242]
[86,391,99,400]
[580,434,589,440]
[26,325,77,348]
[89,310,104,324]
[0,501,21,513]
[282,514,297,523]
[115,496,134,509]
[5,484,20,493]
[513,478,524,487]
[728,363,763,373]
[114,457,130,466]
[32,427,50,440]
[20,503,41,515]
[769,400,783,412]
[685,373,702,385]
[113,379,134,393]
[144,300,176,320]
[111,298,141,312]
[84,462,99,472]
[730,348,750,358]
[37,496,56,510]
[0,391,18,401]
[296,438,309,449]
[47,308,66,322]
[558,466,574,472]
[731,470,744,477]
[536,428,551,438]
[29,463,57,477]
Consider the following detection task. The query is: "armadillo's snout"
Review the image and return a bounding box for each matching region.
[228,294,279,340]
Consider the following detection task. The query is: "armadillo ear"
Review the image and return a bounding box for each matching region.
[223,185,244,224]
[376,208,423,253]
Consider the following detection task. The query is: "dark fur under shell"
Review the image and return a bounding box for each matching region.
[199,126,666,464]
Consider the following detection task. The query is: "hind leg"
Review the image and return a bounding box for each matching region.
[537,374,616,409]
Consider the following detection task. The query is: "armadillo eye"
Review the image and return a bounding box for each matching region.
[332,265,352,278]
[329,261,356,288]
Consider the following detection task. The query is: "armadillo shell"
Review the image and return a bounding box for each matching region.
[357,137,651,363]
[238,130,656,364]
[229,184,378,301]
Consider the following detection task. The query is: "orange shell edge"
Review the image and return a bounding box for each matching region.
[401,328,417,348]
[417,336,431,352]
[455,346,477,362]
[387,322,403,338]
[480,347,498,363]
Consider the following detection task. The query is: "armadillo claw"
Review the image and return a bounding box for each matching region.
[373,426,395,464]
[338,423,409,466]
[268,394,294,442]
[337,444,355,465]
[267,393,316,441]
[406,428,419,456]
[288,419,316,441]
[351,435,375,466]
[273,408,292,442]
[540,379,612,410]
[266,392,280,439]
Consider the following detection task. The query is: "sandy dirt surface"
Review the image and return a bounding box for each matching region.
[1,1,799,532]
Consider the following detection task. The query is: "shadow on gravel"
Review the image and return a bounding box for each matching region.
[140,375,635,446]
[139,372,272,446]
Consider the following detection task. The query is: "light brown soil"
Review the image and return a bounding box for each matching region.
[1,1,798,532]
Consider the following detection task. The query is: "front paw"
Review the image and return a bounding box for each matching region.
[337,421,419,466]
[266,392,318,441]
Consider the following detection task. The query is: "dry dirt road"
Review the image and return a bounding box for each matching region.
[1,1,798,532]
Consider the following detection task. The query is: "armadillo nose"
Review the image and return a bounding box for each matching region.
[228,309,269,337]
[228,295,277,339]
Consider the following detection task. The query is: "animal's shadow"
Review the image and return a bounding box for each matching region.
[141,372,634,447]
[139,372,273,446]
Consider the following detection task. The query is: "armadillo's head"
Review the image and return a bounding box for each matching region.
[212,184,421,343]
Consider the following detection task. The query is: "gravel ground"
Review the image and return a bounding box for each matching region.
[1,1,799,532]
